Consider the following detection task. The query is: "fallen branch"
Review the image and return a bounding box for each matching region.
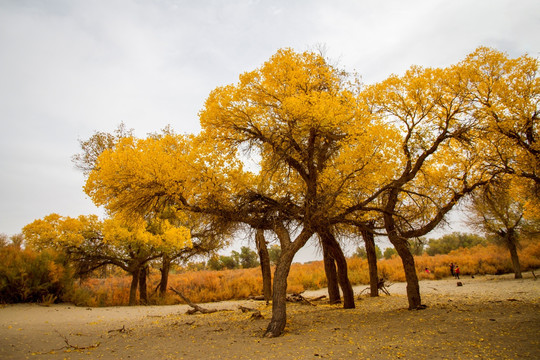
[170,287,217,314]
[238,305,263,319]
[287,292,316,306]
[378,278,392,295]
[359,279,392,296]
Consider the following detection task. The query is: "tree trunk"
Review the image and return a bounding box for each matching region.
[322,239,340,304]
[506,233,522,279]
[265,250,294,337]
[384,192,423,310]
[328,239,355,309]
[139,265,148,305]
[256,229,272,302]
[392,238,422,309]
[264,226,313,338]
[361,224,379,297]
[320,229,355,309]
[159,255,171,296]
[129,269,139,306]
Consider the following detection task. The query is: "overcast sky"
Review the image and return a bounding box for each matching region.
[1,0,539,260]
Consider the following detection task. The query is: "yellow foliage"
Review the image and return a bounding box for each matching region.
[102,216,191,251]
[199,48,402,221]
[85,133,251,220]
[23,212,192,257]
[23,213,100,251]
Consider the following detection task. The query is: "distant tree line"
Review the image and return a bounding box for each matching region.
[206,245,281,271]
[355,232,488,260]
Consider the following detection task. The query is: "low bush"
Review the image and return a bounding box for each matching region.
[0,246,73,303]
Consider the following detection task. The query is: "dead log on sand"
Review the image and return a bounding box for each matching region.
[239,305,263,319]
[286,292,317,306]
[170,287,218,315]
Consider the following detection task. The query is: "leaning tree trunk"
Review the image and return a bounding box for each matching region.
[129,268,140,306]
[159,254,171,296]
[332,242,355,309]
[392,238,422,309]
[384,193,422,310]
[322,239,340,304]
[506,232,522,279]
[361,224,379,297]
[264,226,313,338]
[256,229,272,302]
[325,232,355,309]
[139,265,148,305]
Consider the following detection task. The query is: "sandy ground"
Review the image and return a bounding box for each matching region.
[1,272,539,360]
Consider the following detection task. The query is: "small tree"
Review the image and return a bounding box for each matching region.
[207,255,224,271]
[353,246,367,259]
[425,232,487,255]
[383,247,397,259]
[353,245,383,259]
[23,213,191,305]
[0,233,8,248]
[467,179,530,278]
[268,245,281,266]
[239,246,259,268]
[407,239,425,256]
[221,254,239,269]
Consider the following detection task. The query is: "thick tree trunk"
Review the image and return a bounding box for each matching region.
[321,229,355,309]
[139,265,148,305]
[256,229,272,302]
[361,225,379,297]
[265,250,294,337]
[322,239,340,304]
[392,238,422,309]
[159,255,171,296]
[129,269,139,306]
[507,234,522,279]
[264,226,313,338]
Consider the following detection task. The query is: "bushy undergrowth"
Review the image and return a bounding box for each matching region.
[3,241,539,306]
[0,246,73,304]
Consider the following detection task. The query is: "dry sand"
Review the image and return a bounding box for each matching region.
[1,272,539,359]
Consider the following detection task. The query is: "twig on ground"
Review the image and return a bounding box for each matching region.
[55,330,100,351]
[107,325,127,334]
